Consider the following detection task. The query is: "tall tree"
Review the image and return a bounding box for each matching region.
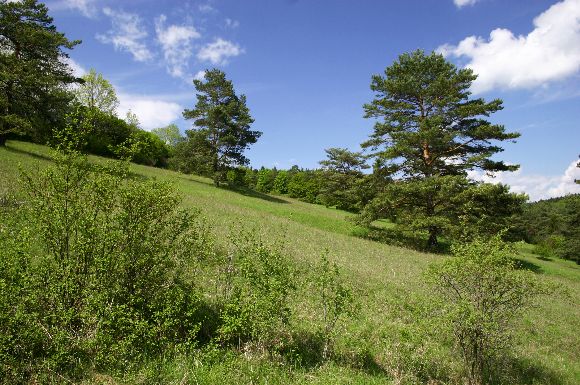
[318,148,371,212]
[74,68,119,114]
[183,69,261,186]
[151,123,183,147]
[0,0,80,145]
[362,50,520,247]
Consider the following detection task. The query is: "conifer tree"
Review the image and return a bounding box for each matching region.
[183,69,261,186]
[0,0,81,145]
[362,50,521,247]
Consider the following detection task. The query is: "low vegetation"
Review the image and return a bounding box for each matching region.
[1,141,578,384]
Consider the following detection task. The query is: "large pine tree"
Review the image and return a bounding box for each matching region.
[362,50,521,247]
[183,69,261,186]
[0,0,81,145]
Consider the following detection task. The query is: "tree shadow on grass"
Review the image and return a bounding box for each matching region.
[224,185,289,204]
[490,355,564,385]
[514,258,544,274]
[279,330,389,378]
[5,143,53,162]
[359,226,451,254]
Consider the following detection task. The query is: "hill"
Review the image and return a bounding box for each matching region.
[1,141,579,384]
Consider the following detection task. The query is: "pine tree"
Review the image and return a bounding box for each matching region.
[183,69,261,186]
[362,50,520,247]
[0,0,81,145]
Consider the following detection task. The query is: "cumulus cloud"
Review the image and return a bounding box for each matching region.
[454,0,479,8]
[193,70,206,81]
[97,7,153,62]
[62,56,87,77]
[439,0,580,94]
[52,0,98,17]
[197,38,243,65]
[155,15,201,78]
[225,18,240,29]
[117,93,182,130]
[468,160,580,201]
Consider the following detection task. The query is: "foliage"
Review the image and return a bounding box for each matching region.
[256,167,277,193]
[312,251,354,360]
[0,138,209,381]
[1,140,579,385]
[80,106,134,156]
[360,175,526,248]
[510,194,580,263]
[287,169,322,203]
[218,231,295,352]
[273,170,289,194]
[151,123,184,148]
[226,167,247,187]
[318,147,371,212]
[183,69,262,186]
[74,68,119,114]
[0,0,80,145]
[122,129,171,167]
[169,128,214,176]
[362,50,520,247]
[426,237,553,385]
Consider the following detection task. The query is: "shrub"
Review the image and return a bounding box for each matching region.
[226,167,248,187]
[313,251,354,360]
[0,144,210,381]
[218,232,295,352]
[425,237,552,385]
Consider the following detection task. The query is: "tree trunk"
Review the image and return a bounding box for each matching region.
[212,152,220,187]
[0,134,7,147]
[427,227,438,249]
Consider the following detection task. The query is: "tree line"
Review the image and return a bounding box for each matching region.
[3,0,577,257]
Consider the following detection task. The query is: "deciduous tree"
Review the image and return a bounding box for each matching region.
[74,68,119,114]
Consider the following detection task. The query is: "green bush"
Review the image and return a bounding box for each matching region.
[218,232,295,352]
[226,167,248,187]
[312,251,354,360]
[425,237,553,385]
[0,147,209,382]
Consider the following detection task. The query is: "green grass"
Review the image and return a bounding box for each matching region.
[2,140,579,385]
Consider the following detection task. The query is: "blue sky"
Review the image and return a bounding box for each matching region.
[45,0,580,200]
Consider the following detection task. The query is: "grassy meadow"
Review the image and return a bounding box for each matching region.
[1,140,579,385]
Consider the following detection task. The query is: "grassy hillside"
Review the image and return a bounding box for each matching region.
[1,141,579,384]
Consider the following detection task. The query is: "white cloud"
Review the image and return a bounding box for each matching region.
[468,160,580,201]
[198,4,215,13]
[62,57,87,77]
[193,70,206,81]
[49,0,99,18]
[97,7,153,62]
[440,0,580,94]
[225,18,240,29]
[117,93,182,130]
[454,0,479,8]
[197,38,243,65]
[155,15,201,78]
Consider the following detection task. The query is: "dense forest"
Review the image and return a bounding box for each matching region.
[1,1,579,384]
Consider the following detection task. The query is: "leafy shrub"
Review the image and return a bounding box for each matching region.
[256,168,276,193]
[425,237,553,385]
[273,170,289,194]
[218,232,295,352]
[0,145,209,381]
[312,251,354,360]
[226,167,248,187]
